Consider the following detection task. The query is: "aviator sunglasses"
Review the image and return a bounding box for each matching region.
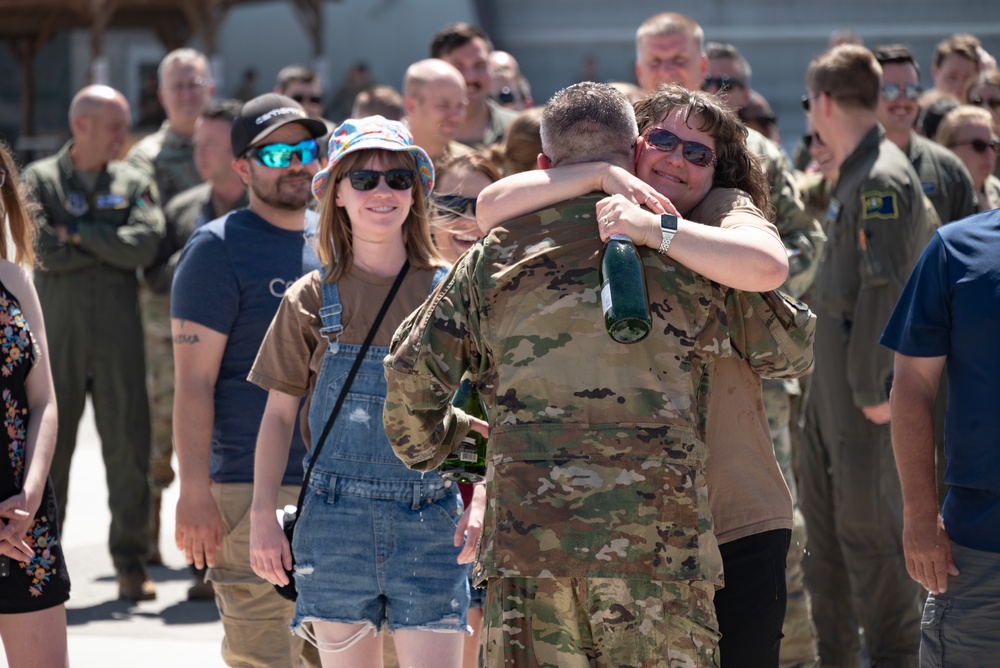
[949,137,1000,154]
[644,128,717,167]
[250,139,319,168]
[880,83,923,103]
[341,169,416,191]
[434,194,477,218]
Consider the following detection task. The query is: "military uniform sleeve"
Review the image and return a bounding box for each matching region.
[383,248,487,472]
[947,162,979,224]
[124,141,156,179]
[771,168,825,298]
[847,179,927,406]
[76,175,165,270]
[144,195,191,293]
[726,288,816,379]
[22,164,103,273]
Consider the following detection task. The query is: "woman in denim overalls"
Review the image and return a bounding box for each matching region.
[248,117,472,667]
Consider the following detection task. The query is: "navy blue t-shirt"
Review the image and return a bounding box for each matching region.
[880,209,1000,553]
[171,208,321,485]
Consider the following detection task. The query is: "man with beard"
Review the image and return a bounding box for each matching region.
[170,94,324,668]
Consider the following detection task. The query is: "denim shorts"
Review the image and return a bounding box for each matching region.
[290,471,470,634]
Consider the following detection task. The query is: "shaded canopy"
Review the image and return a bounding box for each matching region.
[0,0,329,136]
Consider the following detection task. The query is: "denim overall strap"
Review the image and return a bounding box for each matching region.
[318,278,344,355]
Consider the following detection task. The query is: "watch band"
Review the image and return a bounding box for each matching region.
[658,213,678,255]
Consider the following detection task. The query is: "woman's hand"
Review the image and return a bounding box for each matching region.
[0,492,37,562]
[595,194,664,248]
[598,166,678,217]
[249,509,293,586]
[454,483,486,565]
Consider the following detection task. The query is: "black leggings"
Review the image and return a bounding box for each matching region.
[715,528,791,668]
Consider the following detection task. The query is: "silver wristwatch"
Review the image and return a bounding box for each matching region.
[658,213,679,255]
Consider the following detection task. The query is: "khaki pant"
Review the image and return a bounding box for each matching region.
[208,483,320,668]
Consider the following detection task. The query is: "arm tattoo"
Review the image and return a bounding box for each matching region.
[173,334,201,345]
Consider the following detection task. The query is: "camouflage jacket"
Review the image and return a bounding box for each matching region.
[384,193,814,587]
[125,121,200,206]
[746,128,825,299]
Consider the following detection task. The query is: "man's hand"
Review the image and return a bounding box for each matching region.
[903,512,959,594]
[175,487,224,569]
[861,401,891,424]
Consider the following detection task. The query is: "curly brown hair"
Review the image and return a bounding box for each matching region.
[633,84,773,218]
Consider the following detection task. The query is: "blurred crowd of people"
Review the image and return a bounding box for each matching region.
[1,9,998,668]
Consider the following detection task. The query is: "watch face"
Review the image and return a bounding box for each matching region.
[661,213,678,232]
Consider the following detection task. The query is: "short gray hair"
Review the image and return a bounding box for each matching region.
[158,48,210,88]
[540,82,637,168]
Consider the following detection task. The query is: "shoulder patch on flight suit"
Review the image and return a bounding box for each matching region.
[96,193,128,210]
[860,190,899,220]
[921,181,938,197]
[66,191,89,217]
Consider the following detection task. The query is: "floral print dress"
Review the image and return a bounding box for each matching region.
[0,280,70,613]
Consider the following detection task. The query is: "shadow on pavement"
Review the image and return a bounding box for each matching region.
[68,599,220,626]
[93,565,202,584]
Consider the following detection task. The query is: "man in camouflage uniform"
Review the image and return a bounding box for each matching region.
[126,48,214,566]
[384,82,814,667]
[801,45,932,667]
[23,85,165,601]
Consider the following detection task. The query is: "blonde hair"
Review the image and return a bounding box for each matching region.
[635,12,704,52]
[935,104,994,147]
[315,148,443,282]
[0,142,37,267]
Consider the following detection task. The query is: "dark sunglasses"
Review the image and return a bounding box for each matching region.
[950,138,1000,154]
[342,169,416,191]
[644,128,717,167]
[739,109,777,128]
[251,139,319,168]
[880,83,922,103]
[704,75,745,91]
[434,194,477,218]
[495,87,519,105]
[972,95,1000,111]
[291,93,323,105]
[802,133,825,150]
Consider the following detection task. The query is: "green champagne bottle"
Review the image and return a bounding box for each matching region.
[439,376,489,483]
[600,234,652,344]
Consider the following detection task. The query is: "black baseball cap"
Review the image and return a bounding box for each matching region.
[231,93,328,157]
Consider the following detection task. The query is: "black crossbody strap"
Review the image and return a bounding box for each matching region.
[293,260,410,511]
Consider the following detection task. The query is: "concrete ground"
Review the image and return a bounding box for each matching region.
[1,402,226,668]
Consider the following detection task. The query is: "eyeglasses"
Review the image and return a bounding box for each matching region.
[949,138,1000,154]
[342,169,416,191]
[0,167,6,189]
[434,194,477,218]
[168,77,209,94]
[250,139,319,168]
[704,75,746,91]
[644,128,717,167]
[291,93,323,106]
[972,95,1000,111]
[880,83,922,103]
[802,133,825,150]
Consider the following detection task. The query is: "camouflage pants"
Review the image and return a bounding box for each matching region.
[763,384,820,668]
[483,577,719,667]
[141,288,175,492]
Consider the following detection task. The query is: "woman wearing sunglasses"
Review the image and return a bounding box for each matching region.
[477,85,811,667]
[431,151,502,263]
[936,105,1000,211]
[248,116,471,667]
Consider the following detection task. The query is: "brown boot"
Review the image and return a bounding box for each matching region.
[147,489,163,566]
[118,571,157,602]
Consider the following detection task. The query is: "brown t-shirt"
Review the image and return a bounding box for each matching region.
[248,264,440,445]
[689,188,794,544]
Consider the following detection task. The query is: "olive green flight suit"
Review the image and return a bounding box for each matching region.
[800,126,931,668]
[23,141,165,576]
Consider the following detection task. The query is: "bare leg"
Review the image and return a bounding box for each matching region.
[394,628,464,668]
[0,605,69,668]
[463,608,484,668]
[312,621,382,668]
